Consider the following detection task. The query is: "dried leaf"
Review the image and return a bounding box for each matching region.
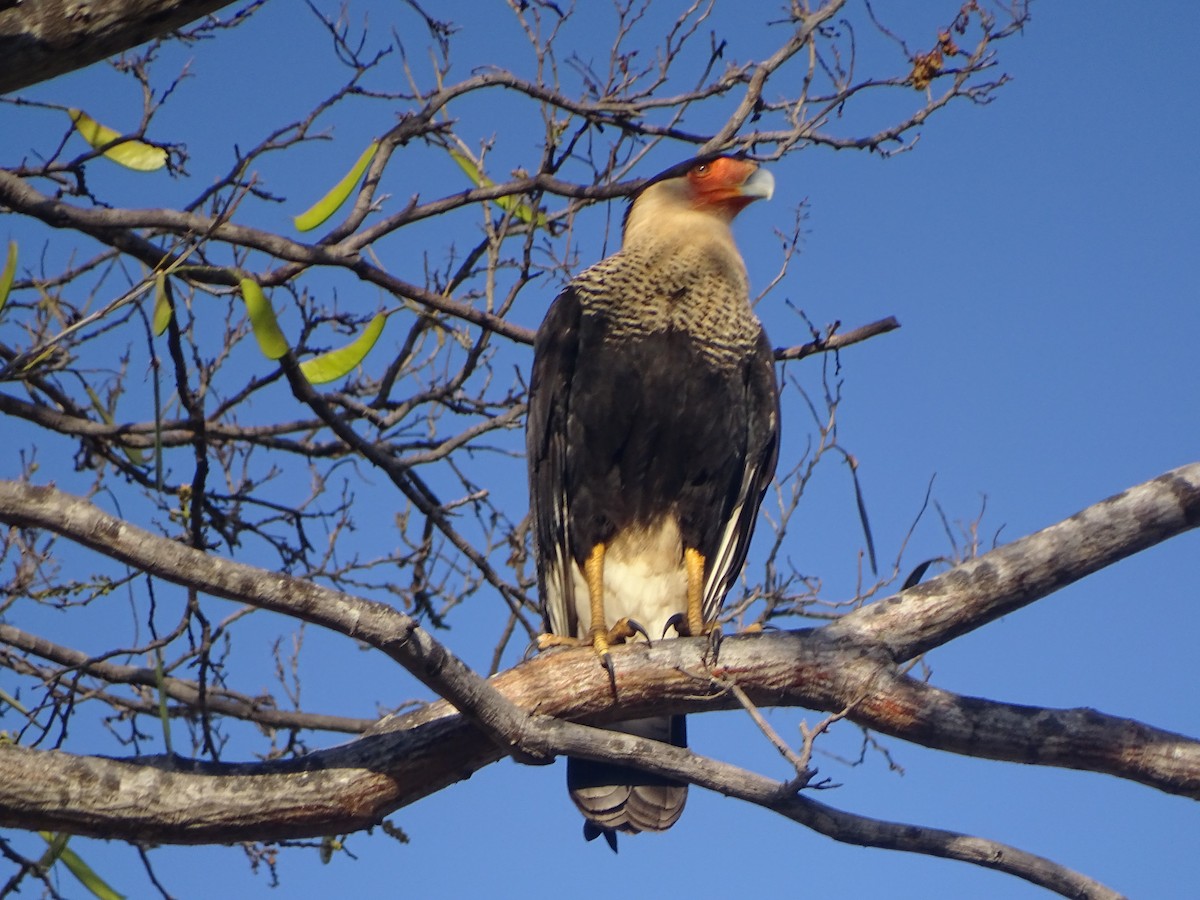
[902,559,938,591]
[909,48,944,90]
[846,454,878,576]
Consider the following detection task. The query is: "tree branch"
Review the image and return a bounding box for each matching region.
[701,0,847,152]
[0,0,243,95]
[828,462,1200,659]
[0,626,1157,898]
[2,607,1197,834]
[857,670,1200,798]
[3,469,1198,814]
[525,715,1126,900]
[774,316,901,361]
[0,480,542,763]
[0,623,371,735]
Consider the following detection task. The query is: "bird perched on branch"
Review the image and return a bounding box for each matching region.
[526,154,780,848]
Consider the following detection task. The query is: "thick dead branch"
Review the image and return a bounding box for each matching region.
[828,462,1200,659]
[0,626,1161,899]
[0,0,241,95]
[857,672,1200,798]
[1,602,1197,835]
[2,468,1198,838]
[5,460,1186,900]
[528,718,1125,900]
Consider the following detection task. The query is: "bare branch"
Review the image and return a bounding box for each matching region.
[531,717,1126,900]
[0,0,244,95]
[828,463,1200,659]
[775,315,901,361]
[0,480,543,763]
[3,481,1198,827]
[0,623,371,734]
[0,626,1158,899]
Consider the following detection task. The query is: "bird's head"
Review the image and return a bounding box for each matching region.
[622,155,774,246]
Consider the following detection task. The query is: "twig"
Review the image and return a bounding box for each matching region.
[775,316,900,361]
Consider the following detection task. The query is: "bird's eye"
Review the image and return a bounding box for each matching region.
[694,163,710,176]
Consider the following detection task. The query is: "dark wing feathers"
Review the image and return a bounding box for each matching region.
[526,287,583,637]
[701,327,780,621]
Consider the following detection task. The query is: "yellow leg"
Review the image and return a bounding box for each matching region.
[536,542,648,666]
[685,547,706,637]
[585,542,609,657]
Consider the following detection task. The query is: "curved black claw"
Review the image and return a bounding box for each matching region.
[601,650,618,697]
[625,617,651,644]
[662,612,687,639]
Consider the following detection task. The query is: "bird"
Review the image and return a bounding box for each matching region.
[525,153,781,849]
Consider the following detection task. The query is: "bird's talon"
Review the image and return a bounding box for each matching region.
[600,650,618,694]
[662,612,687,638]
[663,613,724,641]
[611,617,651,644]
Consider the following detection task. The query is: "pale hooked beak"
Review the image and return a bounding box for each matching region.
[741,166,775,202]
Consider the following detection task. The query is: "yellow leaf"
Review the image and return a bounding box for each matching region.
[0,241,15,316]
[239,279,289,360]
[58,846,125,900]
[294,140,380,232]
[300,313,387,384]
[67,108,167,172]
[449,148,486,186]
[39,834,125,900]
[448,148,547,228]
[152,273,173,335]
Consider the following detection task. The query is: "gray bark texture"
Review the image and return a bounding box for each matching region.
[0,0,240,94]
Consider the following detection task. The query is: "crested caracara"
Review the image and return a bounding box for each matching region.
[526,154,780,848]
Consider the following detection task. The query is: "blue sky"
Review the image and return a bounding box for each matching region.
[2,2,1198,898]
